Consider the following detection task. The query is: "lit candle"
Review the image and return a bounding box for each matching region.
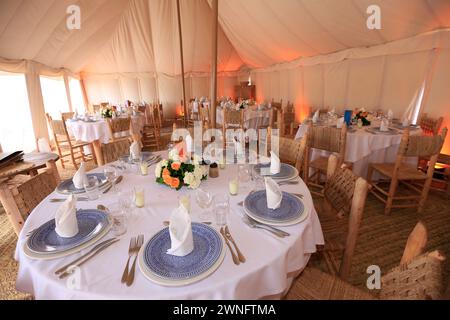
[229,178,239,196]
[134,188,145,208]
[140,162,148,175]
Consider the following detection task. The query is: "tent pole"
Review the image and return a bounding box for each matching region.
[176,0,187,126]
[210,0,218,129]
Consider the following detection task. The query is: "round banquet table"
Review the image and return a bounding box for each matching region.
[295,123,420,179]
[66,115,146,144]
[14,152,324,300]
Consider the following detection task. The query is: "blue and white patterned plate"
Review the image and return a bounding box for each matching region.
[253,163,298,181]
[56,173,108,194]
[26,210,110,254]
[139,223,224,286]
[244,190,304,224]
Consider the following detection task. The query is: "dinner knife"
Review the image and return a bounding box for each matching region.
[58,238,120,279]
[55,238,118,275]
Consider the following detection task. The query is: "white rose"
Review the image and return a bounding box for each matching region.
[189,178,201,189]
[193,165,204,180]
[183,172,195,186]
[161,159,168,167]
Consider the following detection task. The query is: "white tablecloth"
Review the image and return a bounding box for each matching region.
[66,115,146,144]
[295,124,420,178]
[15,152,324,300]
[216,108,271,130]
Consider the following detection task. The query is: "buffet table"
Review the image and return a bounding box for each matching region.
[14,152,324,300]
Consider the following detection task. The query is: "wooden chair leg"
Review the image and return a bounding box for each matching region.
[46,160,61,184]
[385,178,399,215]
[367,165,374,185]
[70,149,78,170]
[418,177,433,213]
[57,147,65,169]
[0,185,24,236]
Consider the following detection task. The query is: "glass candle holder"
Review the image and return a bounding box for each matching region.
[229,178,239,196]
[140,161,149,175]
[134,186,145,208]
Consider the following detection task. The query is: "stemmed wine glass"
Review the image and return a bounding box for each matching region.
[195,188,213,220]
[103,166,118,193]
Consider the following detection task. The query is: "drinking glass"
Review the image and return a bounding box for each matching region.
[195,188,212,219]
[213,194,229,226]
[104,166,117,192]
[238,164,251,184]
[109,202,127,236]
[83,176,100,200]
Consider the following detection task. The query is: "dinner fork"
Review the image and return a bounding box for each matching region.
[126,234,144,286]
[121,237,136,284]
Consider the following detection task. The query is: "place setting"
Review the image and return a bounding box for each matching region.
[137,203,226,287]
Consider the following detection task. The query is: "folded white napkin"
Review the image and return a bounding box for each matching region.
[312,110,319,123]
[337,117,344,128]
[380,119,389,132]
[166,205,194,257]
[193,101,199,113]
[185,134,193,153]
[387,109,394,120]
[265,177,282,210]
[270,151,280,174]
[72,162,88,189]
[130,141,141,160]
[55,194,79,238]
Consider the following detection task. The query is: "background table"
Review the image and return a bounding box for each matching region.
[15,152,324,299]
[0,152,59,181]
[66,115,146,166]
[295,124,420,179]
[216,108,271,130]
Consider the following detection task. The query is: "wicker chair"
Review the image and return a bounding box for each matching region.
[60,112,74,121]
[222,109,244,148]
[286,222,446,300]
[107,117,132,142]
[46,114,92,169]
[271,99,282,129]
[280,108,296,138]
[141,107,161,151]
[277,136,307,174]
[367,127,447,215]
[200,104,210,128]
[419,113,443,136]
[0,160,60,235]
[315,154,370,281]
[92,104,101,113]
[100,139,132,165]
[304,123,348,196]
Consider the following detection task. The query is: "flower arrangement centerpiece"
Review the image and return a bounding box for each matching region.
[353,108,371,126]
[154,143,207,190]
[100,105,116,118]
[236,99,251,110]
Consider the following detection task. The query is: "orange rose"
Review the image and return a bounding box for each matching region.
[170,177,180,189]
[171,162,181,171]
[162,168,170,178]
[163,175,172,186]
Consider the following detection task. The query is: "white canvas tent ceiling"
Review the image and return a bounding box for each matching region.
[1,0,450,152]
[1,0,449,75]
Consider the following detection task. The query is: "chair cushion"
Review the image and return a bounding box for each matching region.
[371,163,427,180]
